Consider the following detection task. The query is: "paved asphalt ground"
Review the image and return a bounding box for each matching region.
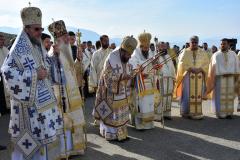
[0,97,240,160]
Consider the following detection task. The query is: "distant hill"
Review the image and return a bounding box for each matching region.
[0,31,17,47]
[1,26,239,49]
[0,26,122,46]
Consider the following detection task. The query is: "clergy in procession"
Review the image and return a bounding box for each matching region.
[174,36,209,119]
[68,31,78,61]
[41,33,52,51]
[48,20,86,157]
[85,41,95,58]
[166,42,177,68]
[89,35,112,93]
[82,40,92,97]
[206,39,240,119]
[93,36,137,141]
[1,6,63,160]
[72,31,85,98]
[202,42,212,60]
[149,43,156,57]
[0,34,10,115]
[68,31,85,97]
[154,42,176,121]
[129,32,156,130]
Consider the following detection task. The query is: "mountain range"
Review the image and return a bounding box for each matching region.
[0,26,239,49]
[0,26,122,46]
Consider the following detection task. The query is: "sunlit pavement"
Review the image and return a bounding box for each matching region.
[1,98,240,160]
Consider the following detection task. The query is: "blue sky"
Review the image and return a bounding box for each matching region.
[0,0,239,47]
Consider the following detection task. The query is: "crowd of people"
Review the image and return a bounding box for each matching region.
[0,5,240,160]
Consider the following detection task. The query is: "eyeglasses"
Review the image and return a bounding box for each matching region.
[33,27,44,32]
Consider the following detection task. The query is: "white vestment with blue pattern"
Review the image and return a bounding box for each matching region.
[1,30,63,160]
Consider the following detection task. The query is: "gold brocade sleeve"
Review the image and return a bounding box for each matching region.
[206,60,215,94]
[175,51,191,88]
[174,52,189,98]
[199,52,210,81]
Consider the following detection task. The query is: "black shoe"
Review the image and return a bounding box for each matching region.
[117,137,131,143]
[181,114,190,119]
[0,145,7,150]
[110,136,131,143]
[226,115,233,119]
[164,116,172,120]
[137,129,146,132]
[124,137,131,141]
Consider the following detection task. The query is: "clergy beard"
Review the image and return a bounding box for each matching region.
[221,48,228,52]
[120,51,129,64]
[27,33,41,47]
[121,56,129,64]
[59,41,74,65]
[102,43,109,49]
[160,49,168,56]
[141,50,149,59]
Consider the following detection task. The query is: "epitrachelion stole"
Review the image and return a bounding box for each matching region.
[9,31,56,112]
[188,71,204,115]
[160,76,174,112]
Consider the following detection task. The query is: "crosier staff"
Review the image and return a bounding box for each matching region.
[76,29,85,102]
[76,29,88,148]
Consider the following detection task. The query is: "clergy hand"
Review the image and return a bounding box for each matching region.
[136,64,144,73]
[196,68,204,73]
[37,67,48,80]
[193,68,203,74]
[153,64,163,70]
[187,67,193,72]
[188,67,199,73]
[192,68,204,74]
[188,67,195,73]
